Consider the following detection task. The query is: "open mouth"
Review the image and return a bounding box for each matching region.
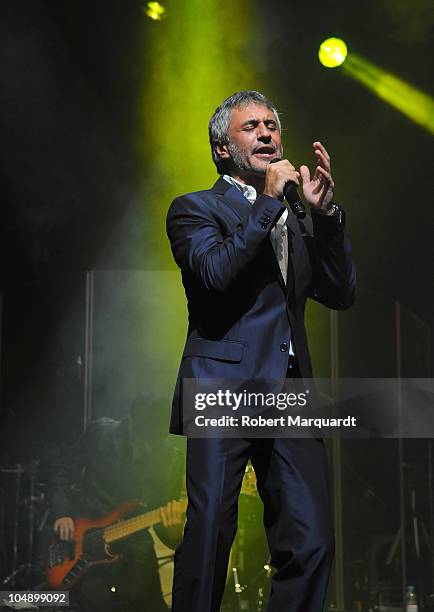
[253,146,277,159]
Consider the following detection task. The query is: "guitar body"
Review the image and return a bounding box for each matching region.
[47,499,140,589]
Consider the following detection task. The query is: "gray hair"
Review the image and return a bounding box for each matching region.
[208,90,281,174]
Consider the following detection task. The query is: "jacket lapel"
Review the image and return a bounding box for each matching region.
[285,210,310,303]
[284,214,296,301]
[211,176,251,219]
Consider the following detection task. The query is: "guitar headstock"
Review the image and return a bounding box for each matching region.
[240,462,259,498]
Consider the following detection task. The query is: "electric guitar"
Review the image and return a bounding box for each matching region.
[47,465,258,589]
[47,498,186,589]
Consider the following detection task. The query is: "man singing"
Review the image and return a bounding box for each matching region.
[166,90,356,611]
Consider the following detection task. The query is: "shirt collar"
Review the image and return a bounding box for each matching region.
[222,174,257,205]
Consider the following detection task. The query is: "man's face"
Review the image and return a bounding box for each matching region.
[218,103,282,178]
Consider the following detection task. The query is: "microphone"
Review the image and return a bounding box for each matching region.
[269,158,306,219]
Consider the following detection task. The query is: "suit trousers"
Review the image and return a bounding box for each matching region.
[171,433,335,612]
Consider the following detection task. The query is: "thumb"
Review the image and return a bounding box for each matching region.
[299,165,310,186]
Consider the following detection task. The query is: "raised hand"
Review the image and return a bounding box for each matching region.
[299,141,335,211]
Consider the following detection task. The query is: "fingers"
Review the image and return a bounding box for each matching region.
[271,159,300,182]
[313,141,331,181]
[299,165,310,186]
[301,142,332,180]
[311,169,332,196]
[161,500,184,527]
[264,159,300,199]
[64,519,74,541]
[313,141,331,168]
[300,142,335,208]
[316,165,335,191]
[312,142,334,192]
[54,517,75,541]
[315,150,329,174]
[160,505,168,527]
[169,500,182,526]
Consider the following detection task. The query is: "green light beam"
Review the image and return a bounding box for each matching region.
[142,0,256,261]
[343,53,434,136]
[139,1,257,388]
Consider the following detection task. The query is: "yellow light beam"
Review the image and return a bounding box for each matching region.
[141,0,256,265]
[343,53,434,136]
[138,0,257,387]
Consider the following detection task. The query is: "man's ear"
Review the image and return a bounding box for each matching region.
[215,143,230,161]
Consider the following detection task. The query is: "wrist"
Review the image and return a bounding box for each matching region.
[314,201,338,215]
[314,199,334,215]
[263,189,281,200]
[312,201,344,223]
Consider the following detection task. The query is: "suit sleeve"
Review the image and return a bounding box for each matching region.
[166,193,285,292]
[306,209,356,310]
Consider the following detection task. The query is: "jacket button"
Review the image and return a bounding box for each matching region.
[261,222,269,229]
[280,342,288,352]
[264,215,270,222]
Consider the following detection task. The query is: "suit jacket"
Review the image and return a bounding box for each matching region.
[166,176,356,434]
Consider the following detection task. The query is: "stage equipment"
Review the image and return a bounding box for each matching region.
[145,2,166,21]
[0,462,45,589]
[318,39,434,135]
[318,37,348,68]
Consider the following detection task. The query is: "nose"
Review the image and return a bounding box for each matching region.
[256,122,272,141]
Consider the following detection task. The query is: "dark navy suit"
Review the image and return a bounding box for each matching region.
[166,176,356,611]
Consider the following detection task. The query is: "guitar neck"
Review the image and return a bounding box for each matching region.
[104,500,186,544]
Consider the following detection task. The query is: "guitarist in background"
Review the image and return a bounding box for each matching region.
[48,396,184,612]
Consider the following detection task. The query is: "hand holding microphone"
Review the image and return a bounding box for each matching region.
[265,158,306,219]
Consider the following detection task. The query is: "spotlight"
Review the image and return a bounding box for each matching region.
[318,37,348,68]
[145,1,166,21]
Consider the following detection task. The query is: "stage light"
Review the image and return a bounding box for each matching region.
[318,37,434,135]
[318,37,348,68]
[145,2,166,21]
